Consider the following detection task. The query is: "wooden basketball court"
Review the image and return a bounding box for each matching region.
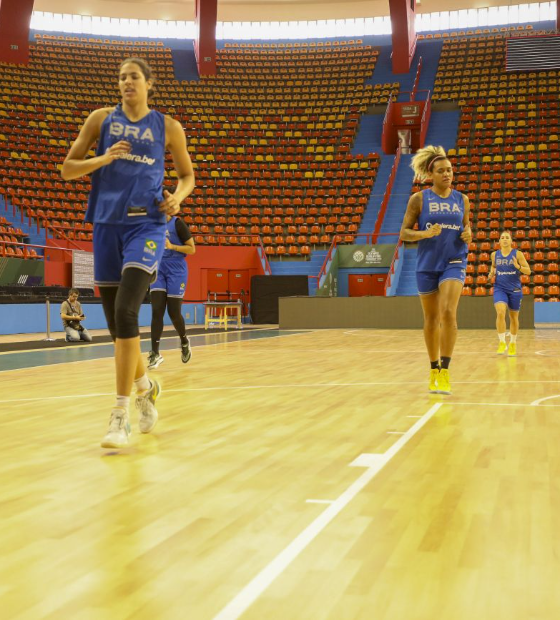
[2,327,560,619]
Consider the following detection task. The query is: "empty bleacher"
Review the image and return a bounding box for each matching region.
[0,35,389,258]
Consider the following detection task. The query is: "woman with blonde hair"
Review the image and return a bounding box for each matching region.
[400,146,472,394]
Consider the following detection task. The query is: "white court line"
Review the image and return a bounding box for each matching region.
[305,499,334,505]
[447,401,560,408]
[530,394,560,406]
[387,431,406,435]
[535,350,560,357]
[212,403,442,620]
[5,381,560,405]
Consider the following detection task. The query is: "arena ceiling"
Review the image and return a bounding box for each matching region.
[34,0,547,23]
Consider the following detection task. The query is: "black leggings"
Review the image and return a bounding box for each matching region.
[99,268,153,340]
[150,291,186,352]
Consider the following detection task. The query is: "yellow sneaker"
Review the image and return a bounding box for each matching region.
[429,368,439,393]
[437,368,451,395]
[508,342,517,357]
[496,341,507,355]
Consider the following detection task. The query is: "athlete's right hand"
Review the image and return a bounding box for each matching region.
[102,140,131,164]
[424,223,442,238]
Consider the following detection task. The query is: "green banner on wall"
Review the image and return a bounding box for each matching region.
[0,257,44,285]
[336,244,397,269]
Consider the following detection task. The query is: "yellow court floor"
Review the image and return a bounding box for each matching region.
[2,327,560,620]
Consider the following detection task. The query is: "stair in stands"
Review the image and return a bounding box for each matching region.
[378,154,415,243]
[356,155,395,243]
[394,246,418,296]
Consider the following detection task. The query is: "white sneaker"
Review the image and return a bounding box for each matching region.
[101,408,131,448]
[136,379,161,433]
[147,351,164,369]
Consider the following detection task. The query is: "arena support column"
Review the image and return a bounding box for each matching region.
[194,0,218,76]
[389,0,417,74]
[0,0,35,63]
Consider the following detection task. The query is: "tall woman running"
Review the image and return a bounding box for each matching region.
[62,58,195,448]
[489,230,531,357]
[400,146,472,394]
[147,214,195,369]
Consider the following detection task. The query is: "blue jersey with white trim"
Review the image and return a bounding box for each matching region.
[417,188,467,272]
[494,249,522,292]
[86,104,166,225]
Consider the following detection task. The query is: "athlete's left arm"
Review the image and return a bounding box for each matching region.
[514,251,531,275]
[166,219,196,255]
[460,194,472,243]
[159,117,196,215]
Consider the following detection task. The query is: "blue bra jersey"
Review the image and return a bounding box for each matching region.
[86,104,166,225]
[494,249,521,292]
[417,188,467,272]
[163,217,186,264]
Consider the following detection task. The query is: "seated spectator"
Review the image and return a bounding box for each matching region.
[60,288,93,342]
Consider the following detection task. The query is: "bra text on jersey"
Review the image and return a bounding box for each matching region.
[428,201,461,213]
[109,122,155,142]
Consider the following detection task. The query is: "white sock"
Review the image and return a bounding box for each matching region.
[498,333,506,343]
[510,334,517,343]
[134,374,151,393]
[115,395,130,412]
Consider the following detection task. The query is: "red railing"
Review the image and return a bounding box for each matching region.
[383,239,403,296]
[381,93,395,154]
[372,146,402,243]
[419,89,432,149]
[410,56,423,101]
[0,238,79,260]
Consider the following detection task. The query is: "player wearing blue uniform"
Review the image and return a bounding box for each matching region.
[62,58,195,449]
[147,215,195,369]
[400,146,472,395]
[489,231,531,357]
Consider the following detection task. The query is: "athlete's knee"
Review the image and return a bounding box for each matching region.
[423,313,440,330]
[114,299,140,338]
[167,301,183,322]
[440,305,457,326]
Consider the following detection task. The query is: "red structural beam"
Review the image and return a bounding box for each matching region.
[194,0,218,76]
[389,0,417,74]
[0,0,35,63]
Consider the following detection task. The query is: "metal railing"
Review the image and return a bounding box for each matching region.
[383,239,404,296]
[372,146,402,244]
[410,57,423,101]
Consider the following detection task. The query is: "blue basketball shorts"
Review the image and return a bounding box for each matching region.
[93,220,166,286]
[150,259,188,298]
[417,261,467,295]
[493,287,523,311]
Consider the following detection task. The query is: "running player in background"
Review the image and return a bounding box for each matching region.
[147,214,195,369]
[62,58,195,448]
[400,146,472,395]
[489,230,531,357]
